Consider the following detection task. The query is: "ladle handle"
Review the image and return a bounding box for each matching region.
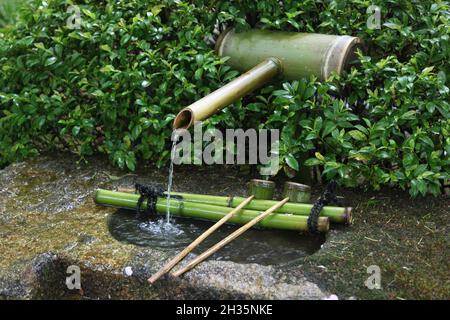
[148,195,255,283]
[171,197,289,277]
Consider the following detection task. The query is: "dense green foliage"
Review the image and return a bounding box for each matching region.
[0,0,25,28]
[0,0,449,196]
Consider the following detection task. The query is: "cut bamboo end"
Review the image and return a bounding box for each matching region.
[248,179,275,200]
[117,187,135,193]
[317,217,330,233]
[344,207,353,225]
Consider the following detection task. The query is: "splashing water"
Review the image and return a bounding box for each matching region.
[139,218,184,238]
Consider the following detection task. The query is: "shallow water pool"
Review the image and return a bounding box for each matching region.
[108,209,324,266]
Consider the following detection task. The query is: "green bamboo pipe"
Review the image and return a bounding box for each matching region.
[94,189,329,233]
[170,191,352,224]
[173,58,281,129]
[173,29,361,129]
[216,28,361,81]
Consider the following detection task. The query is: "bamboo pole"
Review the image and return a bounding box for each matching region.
[94,189,329,232]
[172,198,290,277]
[147,195,255,284]
[170,191,352,224]
[216,29,361,81]
[173,58,281,129]
[115,187,350,224]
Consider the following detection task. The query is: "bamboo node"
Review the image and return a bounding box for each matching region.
[227,196,234,208]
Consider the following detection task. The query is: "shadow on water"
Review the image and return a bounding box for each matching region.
[108,209,325,266]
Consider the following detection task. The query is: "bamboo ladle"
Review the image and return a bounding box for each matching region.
[171,197,290,277]
[148,195,255,284]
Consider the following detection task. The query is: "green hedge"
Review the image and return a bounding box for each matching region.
[0,0,449,196]
[0,0,24,28]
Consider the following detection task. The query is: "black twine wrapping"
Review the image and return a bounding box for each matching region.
[135,183,165,219]
[134,183,184,220]
[307,180,342,233]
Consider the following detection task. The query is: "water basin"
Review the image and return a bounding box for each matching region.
[108,209,324,266]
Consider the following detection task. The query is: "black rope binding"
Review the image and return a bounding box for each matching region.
[135,183,165,219]
[134,183,184,220]
[307,180,342,233]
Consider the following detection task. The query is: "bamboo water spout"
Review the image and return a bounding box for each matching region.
[173,58,281,129]
[173,29,361,129]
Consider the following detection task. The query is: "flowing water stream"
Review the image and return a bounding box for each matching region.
[165,131,179,223]
[134,131,182,236]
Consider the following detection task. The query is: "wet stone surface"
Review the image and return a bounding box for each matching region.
[0,155,328,299]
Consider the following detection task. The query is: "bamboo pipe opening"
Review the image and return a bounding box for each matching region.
[173,108,194,129]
